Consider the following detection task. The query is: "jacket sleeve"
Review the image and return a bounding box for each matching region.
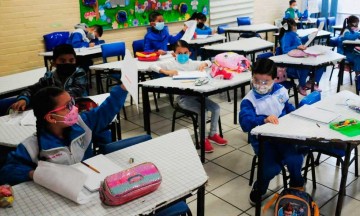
[168,30,185,45]
[0,144,36,185]
[68,32,89,48]
[196,26,212,35]
[17,71,53,105]
[342,31,360,41]
[144,33,155,52]
[284,100,295,114]
[149,60,173,73]
[66,68,88,97]
[239,99,266,132]
[281,34,302,54]
[80,85,128,134]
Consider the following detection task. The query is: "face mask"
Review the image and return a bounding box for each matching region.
[177,54,189,64]
[197,23,205,29]
[252,82,274,95]
[292,6,298,10]
[351,27,359,32]
[56,64,77,79]
[154,22,165,31]
[87,31,95,40]
[51,106,79,126]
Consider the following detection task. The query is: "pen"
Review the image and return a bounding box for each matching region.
[181,80,194,83]
[81,161,100,173]
[316,123,320,128]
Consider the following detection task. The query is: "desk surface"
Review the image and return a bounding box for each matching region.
[203,37,274,52]
[39,46,102,57]
[0,67,46,96]
[3,129,208,216]
[269,45,345,66]
[251,90,360,142]
[274,28,331,38]
[188,34,226,45]
[224,23,278,32]
[343,39,360,45]
[139,71,251,93]
[332,25,343,30]
[295,18,317,24]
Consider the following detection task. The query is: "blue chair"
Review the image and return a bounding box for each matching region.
[316,17,326,30]
[43,32,70,51]
[217,24,229,42]
[298,91,321,107]
[132,39,145,54]
[155,201,192,216]
[326,16,336,32]
[236,16,260,39]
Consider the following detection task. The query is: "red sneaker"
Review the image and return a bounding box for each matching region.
[208,133,228,146]
[205,139,214,153]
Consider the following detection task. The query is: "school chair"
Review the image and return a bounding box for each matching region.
[217,24,229,42]
[154,200,192,216]
[329,60,355,87]
[171,103,223,149]
[315,17,327,45]
[326,16,336,33]
[236,16,260,39]
[43,31,70,51]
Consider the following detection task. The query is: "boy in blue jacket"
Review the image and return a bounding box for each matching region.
[144,11,187,55]
[67,23,104,48]
[0,84,151,185]
[239,59,304,205]
[337,15,360,73]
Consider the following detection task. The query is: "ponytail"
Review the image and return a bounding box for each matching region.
[279,18,296,41]
[340,18,348,35]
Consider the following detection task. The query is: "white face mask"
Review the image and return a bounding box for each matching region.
[87,32,95,40]
[252,82,274,95]
[292,6,298,10]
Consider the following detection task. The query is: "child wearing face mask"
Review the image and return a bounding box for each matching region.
[188,12,215,36]
[11,44,88,111]
[239,58,304,205]
[150,40,228,153]
[144,11,187,55]
[337,15,360,73]
[284,0,308,20]
[67,23,104,48]
[0,83,152,185]
[279,18,324,96]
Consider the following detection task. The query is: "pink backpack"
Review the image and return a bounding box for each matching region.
[275,67,288,83]
[211,52,251,79]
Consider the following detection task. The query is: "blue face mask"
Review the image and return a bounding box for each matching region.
[154,22,165,31]
[177,54,189,64]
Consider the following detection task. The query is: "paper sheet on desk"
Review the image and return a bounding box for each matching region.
[33,161,97,204]
[291,105,341,123]
[121,49,139,111]
[304,45,329,56]
[172,71,208,79]
[5,110,36,126]
[304,31,318,47]
[181,20,197,43]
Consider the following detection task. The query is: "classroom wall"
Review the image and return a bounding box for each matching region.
[0,0,301,76]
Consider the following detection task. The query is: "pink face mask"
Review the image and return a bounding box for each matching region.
[351,27,359,32]
[51,106,79,126]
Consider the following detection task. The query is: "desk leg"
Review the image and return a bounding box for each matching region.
[197,185,205,216]
[265,32,268,41]
[337,59,345,92]
[43,57,49,70]
[234,87,238,125]
[336,143,352,216]
[95,70,101,94]
[142,87,151,135]
[200,96,206,163]
[255,135,265,216]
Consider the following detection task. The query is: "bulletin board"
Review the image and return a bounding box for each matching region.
[79,0,210,30]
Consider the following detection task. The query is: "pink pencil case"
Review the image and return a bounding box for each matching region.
[99,162,162,206]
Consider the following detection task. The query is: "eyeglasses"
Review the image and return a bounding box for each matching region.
[46,97,75,115]
[252,78,273,85]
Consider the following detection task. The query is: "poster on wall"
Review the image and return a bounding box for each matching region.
[79,0,210,30]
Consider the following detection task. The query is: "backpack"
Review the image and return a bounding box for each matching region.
[275,67,287,83]
[211,52,250,79]
[263,188,319,216]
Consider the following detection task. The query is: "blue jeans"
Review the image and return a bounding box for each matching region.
[254,142,304,195]
[99,134,152,154]
[286,67,325,87]
[176,95,220,136]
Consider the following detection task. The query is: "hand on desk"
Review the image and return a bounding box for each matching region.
[160,70,178,76]
[89,42,95,47]
[158,50,167,55]
[198,63,208,71]
[11,99,27,111]
[265,115,279,124]
[297,45,307,50]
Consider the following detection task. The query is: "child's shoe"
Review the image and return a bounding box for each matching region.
[305,81,322,92]
[208,133,228,146]
[204,139,214,153]
[298,86,308,96]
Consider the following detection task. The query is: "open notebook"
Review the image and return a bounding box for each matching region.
[291,105,340,123]
[172,71,208,80]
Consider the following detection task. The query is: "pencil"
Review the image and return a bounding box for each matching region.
[81,161,100,173]
[181,80,195,83]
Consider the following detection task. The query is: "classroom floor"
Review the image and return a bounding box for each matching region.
[91,65,360,216]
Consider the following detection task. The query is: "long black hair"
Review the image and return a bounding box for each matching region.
[32,87,65,154]
[188,12,207,22]
[173,39,190,51]
[340,15,359,35]
[252,58,277,79]
[278,18,297,41]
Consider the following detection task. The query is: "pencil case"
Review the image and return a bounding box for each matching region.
[329,119,360,137]
[99,162,162,206]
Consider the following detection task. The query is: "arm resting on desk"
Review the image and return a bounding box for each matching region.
[67,32,89,48]
[239,99,267,132]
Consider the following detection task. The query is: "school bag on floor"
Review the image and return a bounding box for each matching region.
[263,188,319,216]
[210,52,250,79]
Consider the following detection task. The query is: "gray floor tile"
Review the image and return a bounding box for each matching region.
[213,150,254,175]
[203,161,239,191]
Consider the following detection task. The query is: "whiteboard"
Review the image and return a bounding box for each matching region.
[338,0,360,14]
[307,0,320,14]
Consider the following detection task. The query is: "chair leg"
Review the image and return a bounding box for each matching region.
[303,153,311,182]
[249,155,257,186]
[169,94,174,108]
[281,166,288,189]
[314,153,321,166]
[291,79,299,108]
[355,147,359,177]
[153,92,159,112]
[350,69,353,85]
[329,65,335,81]
[171,110,177,132]
[310,153,316,189]
[191,115,200,149]
[116,114,122,140]
[226,90,231,102]
[218,117,223,138]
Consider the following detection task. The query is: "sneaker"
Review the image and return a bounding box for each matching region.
[249,186,266,206]
[208,133,228,146]
[204,139,214,153]
[305,81,322,92]
[298,86,308,96]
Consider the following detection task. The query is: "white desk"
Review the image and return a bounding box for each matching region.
[224,23,279,41]
[0,67,46,99]
[343,39,360,45]
[2,129,208,216]
[332,25,343,36]
[270,45,345,91]
[274,28,332,47]
[202,37,274,63]
[188,34,226,58]
[140,72,252,163]
[251,90,360,216]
